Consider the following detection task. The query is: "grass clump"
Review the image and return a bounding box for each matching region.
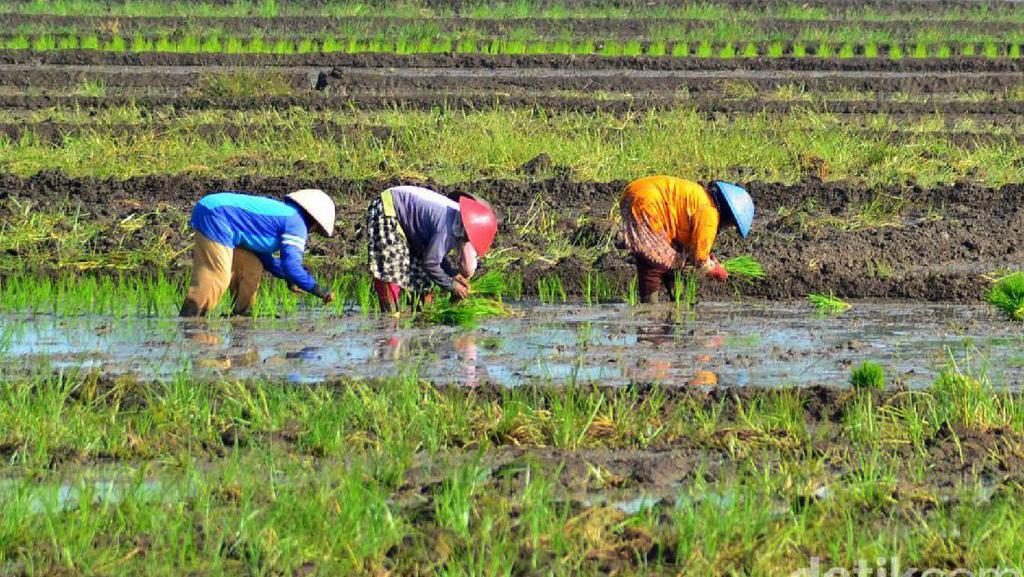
[849,361,885,390]
[722,255,765,279]
[986,272,1024,321]
[808,292,851,315]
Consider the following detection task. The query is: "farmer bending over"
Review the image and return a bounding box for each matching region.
[180,189,336,317]
[365,185,497,312]
[620,176,754,304]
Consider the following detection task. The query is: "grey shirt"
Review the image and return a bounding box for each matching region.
[388,185,460,289]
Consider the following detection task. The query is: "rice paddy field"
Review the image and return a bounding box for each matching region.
[1,0,1024,575]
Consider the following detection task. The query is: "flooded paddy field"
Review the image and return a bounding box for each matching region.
[4,0,1024,573]
[2,301,1022,389]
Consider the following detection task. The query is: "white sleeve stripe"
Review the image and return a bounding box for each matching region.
[282,239,305,250]
[281,234,306,243]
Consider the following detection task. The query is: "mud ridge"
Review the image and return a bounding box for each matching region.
[1,171,1021,303]
[5,93,1024,115]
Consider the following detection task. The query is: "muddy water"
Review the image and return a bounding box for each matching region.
[0,302,1021,388]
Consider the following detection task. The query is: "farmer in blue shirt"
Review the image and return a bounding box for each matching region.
[180,189,337,317]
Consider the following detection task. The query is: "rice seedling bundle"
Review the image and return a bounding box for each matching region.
[722,255,765,279]
[425,297,512,326]
[468,270,505,298]
[808,292,851,315]
[986,272,1024,321]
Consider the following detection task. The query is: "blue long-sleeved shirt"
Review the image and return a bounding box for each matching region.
[189,192,319,292]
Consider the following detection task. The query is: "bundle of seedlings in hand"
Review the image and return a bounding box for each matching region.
[424,296,512,326]
[424,271,513,326]
[467,270,506,298]
[986,272,1024,321]
[722,255,765,279]
[808,292,851,315]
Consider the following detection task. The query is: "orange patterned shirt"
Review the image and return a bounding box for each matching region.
[620,176,720,268]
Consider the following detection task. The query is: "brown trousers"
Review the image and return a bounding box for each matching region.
[635,255,676,304]
[179,232,264,317]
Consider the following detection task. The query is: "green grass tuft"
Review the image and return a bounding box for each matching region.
[850,361,885,390]
[986,272,1024,321]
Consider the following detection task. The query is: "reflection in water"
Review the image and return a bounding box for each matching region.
[0,303,1021,388]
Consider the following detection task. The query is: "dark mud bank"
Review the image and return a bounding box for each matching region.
[1,171,1020,303]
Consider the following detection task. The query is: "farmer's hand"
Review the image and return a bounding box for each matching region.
[310,285,335,304]
[455,274,470,287]
[288,283,305,294]
[452,279,470,300]
[705,263,728,282]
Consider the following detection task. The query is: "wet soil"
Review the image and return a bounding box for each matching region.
[0,121,393,144]
[2,171,1020,303]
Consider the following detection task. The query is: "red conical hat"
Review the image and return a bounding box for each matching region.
[459,194,497,257]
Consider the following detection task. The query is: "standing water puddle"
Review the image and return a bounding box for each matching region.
[0,302,1021,387]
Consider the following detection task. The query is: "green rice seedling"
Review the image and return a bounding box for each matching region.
[768,41,784,57]
[30,35,55,51]
[4,35,29,50]
[131,34,153,52]
[741,43,758,58]
[58,35,79,50]
[537,275,566,304]
[468,270,505,298]
[1011,44,1022,59]
[850,361,885,390]
[622,40,643,57]
[696,41,713,58]
[808,292,851,315]
[792,43,806,57]
[719,43,736,58]
[912,42,929,58]
[80,34,100,50]
[983,42,999,58]
[456,38,477,54]
[424,296,511,326]
[962,43,977,57]
[864,42,878,58]
[646,41,666,57]
[889,43,904,59]
[815,42,833,58]
[154,36,174,52]
[73,79,106,98]
[936,43,952,58]
[624,276,639,306]
[986,272,1024,321]
[838,43,855,58]
[355,275,375,316]
[671,42,689,57]
[201,36,222,53]
[598,41,622,57]
[722,255,765,279]
[321,37,342,53]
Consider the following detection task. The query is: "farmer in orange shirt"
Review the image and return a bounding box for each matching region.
[619,176,754,303]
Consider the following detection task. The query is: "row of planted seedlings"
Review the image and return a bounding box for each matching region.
[1,266,1020,325]
[4,33,1024,59]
